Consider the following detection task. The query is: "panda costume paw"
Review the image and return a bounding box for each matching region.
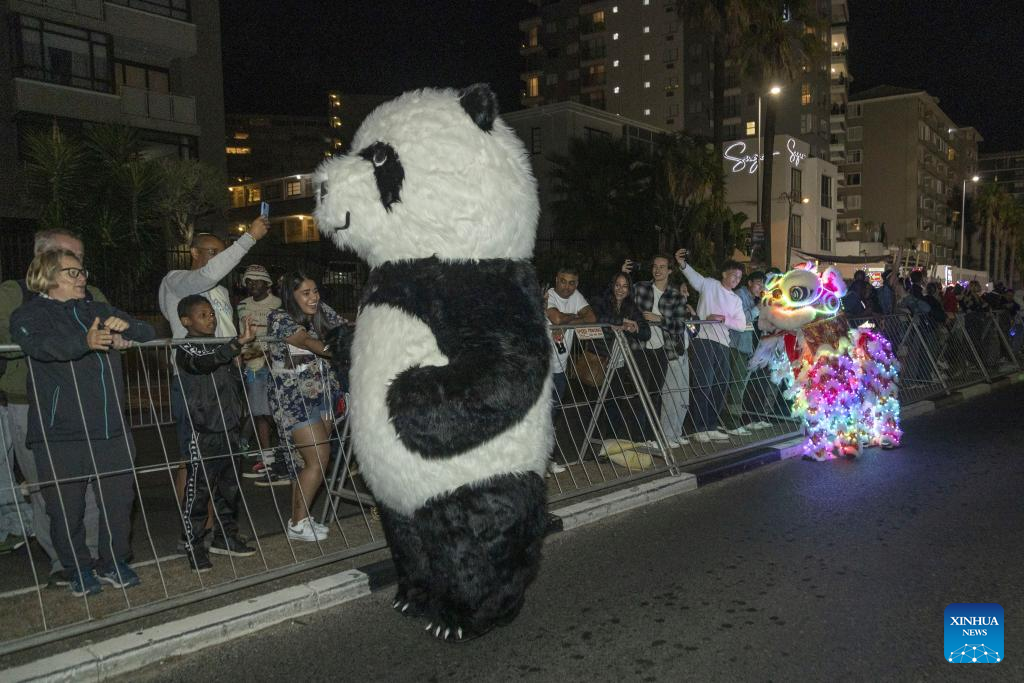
[315,84,553,641]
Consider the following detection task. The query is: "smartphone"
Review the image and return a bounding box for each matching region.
[259,201,270,219]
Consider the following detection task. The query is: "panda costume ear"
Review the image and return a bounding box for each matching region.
[459,83,499,132]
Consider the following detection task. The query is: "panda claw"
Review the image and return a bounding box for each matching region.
[425,622,433,631]
[393,600,400,609]
[434,625,441,638]
[401,602,410,613]
[444,628,451,640]
[457,627,463,640]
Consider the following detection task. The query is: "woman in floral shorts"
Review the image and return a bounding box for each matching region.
[266,272,348,542]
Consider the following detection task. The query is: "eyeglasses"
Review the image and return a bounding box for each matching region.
[194,247,223,256]
[60,267,89,280]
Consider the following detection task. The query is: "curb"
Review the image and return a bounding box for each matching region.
[3,570,371,682]
[4,383,1000,681]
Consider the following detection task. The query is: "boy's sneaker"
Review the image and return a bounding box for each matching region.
[69,567,103,597]
[48,568,70,588]
[210,535,256,557]
[253,468,291,487]
[97,561,141,589]
[243,460,268,479]
[0,534,26,554]
[187,546,213,573]
[287,517,328,542]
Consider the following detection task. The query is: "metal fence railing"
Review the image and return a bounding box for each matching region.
[0,309,1020,656]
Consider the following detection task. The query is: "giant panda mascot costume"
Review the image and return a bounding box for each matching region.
[313,84,552,642]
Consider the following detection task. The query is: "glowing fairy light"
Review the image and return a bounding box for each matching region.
[752,262,902,461]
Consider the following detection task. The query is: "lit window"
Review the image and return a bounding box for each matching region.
[613,32,619,40]
[287,180,302,196]
[330,116,342,128]
[613,59,620,67]
[232,132,249,140]
[644,26,650,33]
[526,76,539,98]
[613,86,620,94]
[247,187,261,203]
[746,121,756,136]
[644,53,651,61]
[225,146,251,155]
[612,5,618,12]
[801,83,811,106]
[644,108,651,116]
[644,81,651,88]
[644,0,650,4]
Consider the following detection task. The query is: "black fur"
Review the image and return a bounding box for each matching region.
[357,141,404,210]
[380,472,547,638]
[361,257,550,458]
[458,83,499,132]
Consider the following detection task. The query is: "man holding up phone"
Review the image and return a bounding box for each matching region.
[675,249,747,443]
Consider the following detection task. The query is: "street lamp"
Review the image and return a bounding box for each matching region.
[780,191,810,269]
[756,85,783,222]
[959,174,980,273]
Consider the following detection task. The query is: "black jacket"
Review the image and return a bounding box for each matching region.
[10,295,155,445]
[591,294,651,356]
[173,337,245,435]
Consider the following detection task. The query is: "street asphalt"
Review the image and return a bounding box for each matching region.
[126,383,1024,682]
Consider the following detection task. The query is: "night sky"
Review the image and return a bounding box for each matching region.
[220,0,1023,152]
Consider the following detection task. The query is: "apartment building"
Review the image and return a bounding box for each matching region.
[978,150,1024,204]
[0,0,225,230]
[519,0,687,131]
[682,2,834,160]
[225,114,331,183]
[838,86,981,264]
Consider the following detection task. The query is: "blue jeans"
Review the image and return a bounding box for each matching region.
[689,339,732,433]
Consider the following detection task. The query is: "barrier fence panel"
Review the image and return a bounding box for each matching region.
[981,310,1022,376]
[0,339,384,656]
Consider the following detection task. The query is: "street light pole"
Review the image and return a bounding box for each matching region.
[959,174,980,274]
[756,85,781,264]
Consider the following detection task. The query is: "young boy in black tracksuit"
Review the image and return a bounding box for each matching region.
[175,295,256,571]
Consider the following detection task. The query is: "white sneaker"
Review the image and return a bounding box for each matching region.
[694,430,730,443]
[749,421,773,430]
[287,517,328,542]
[548,461,567,474]
[638,440,658,448]
[311,518,329,534]
[725,426,752,436]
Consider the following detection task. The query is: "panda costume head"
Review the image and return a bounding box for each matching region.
[312,85,553,642]
[314,84,539,265]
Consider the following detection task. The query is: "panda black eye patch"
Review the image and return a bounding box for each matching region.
[358,141,404,211]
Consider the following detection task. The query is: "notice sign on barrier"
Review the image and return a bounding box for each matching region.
[575,326,605,340]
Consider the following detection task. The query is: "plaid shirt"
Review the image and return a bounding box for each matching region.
[630,280,689,360]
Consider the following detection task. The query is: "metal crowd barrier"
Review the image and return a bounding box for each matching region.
[0,309,1020,656]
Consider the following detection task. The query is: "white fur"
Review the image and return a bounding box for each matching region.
[350,304,553,517]
[314,88,539,267]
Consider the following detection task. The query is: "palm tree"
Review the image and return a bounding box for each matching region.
[157,157,229,247]
[651,134,725,254]
[22,124,85,231]
[1004,199,1023,288]
[974,183,1008,280]
[737,0,827,267]
[676,0,751,263]
[549,135,654,254]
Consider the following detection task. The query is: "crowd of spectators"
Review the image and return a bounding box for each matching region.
[2,226,1022,596]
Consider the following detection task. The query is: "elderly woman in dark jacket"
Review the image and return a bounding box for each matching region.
[11,249,155,596]
[588,272,651,443]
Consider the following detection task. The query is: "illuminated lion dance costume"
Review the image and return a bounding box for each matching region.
[750,262,901,461]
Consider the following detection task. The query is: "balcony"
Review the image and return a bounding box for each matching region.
[120,85,198,133]
[580,46,607,62]
[103,0,197,61]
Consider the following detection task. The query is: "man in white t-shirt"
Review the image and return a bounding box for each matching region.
[545,267,595,473]
[236,264,281,452]
[159,218,268,519]
[676,249,747,443]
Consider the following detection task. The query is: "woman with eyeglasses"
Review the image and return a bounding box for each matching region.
[10,249,155,597]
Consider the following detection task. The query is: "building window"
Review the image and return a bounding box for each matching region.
[668,103,680,116]
[644,81,651,89]
[530,127,542,155]
[789,213,802,249]
[848,149,862,164]
[526,25,539,47]
[664,47,679,62]
[820,175,833,208]
[643,26,650,33]
[791,168,802,196]
[612,32,619,40]
[612,59,620,67]
[746,120,756,136]
[226,146,251,155]
[644,108,651,116]
[801,83,811,106]
[800,114,814,133]
[106,0,191,22]
[546,73,558,85]
[545,21,557,33]
[286,180,302,197]
[613,86,620,94]
[846,194,861,210]
[247,186,261,203]
[847,172,861,186]
[644,53,651,61]
[848,126,863,141]
[820,218,832,251]
[114,61,169,94]
[848,103,862,118]
[13,15,113,93]
[526,76,539,98]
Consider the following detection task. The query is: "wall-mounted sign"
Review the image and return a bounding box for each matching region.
[723,137,808,174]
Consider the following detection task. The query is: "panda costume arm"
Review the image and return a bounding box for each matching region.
[365,258,550,458]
